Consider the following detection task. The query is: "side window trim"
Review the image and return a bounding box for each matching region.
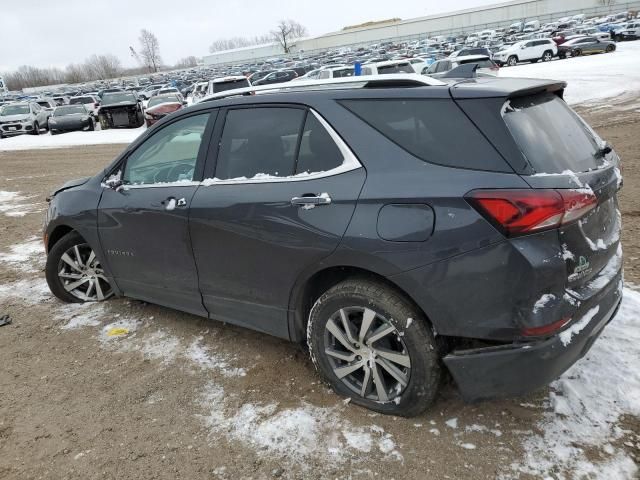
[109,109,218,190]
[201,106,362,186]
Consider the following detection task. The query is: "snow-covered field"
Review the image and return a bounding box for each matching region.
[503,41,640,106]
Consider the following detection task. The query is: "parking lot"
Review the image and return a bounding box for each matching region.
[1,58,640,479]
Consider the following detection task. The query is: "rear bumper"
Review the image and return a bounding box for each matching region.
[444,269,622,401]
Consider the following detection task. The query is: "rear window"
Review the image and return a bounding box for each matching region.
[212,79,250,94]
[70,97,93,104]
[378,64,414,74]
[341,99,509,171]
[459,59,494,68]
[502,93,603,174]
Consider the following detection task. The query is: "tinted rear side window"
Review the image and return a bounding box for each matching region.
[502,93,602,174]
[296,114,343,174]
[378,64,414,74]
[341,99,510,171]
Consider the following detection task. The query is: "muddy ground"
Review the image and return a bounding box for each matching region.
[0,104,639,480]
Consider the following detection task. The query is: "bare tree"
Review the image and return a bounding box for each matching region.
[64,63,88,84]
[598,0,616,5]
[85,54,122,80]
[174,56,199,69]
[139,29,162,72]
[271,20,308,53]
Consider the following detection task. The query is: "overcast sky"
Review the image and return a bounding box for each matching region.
[0,0,499,72]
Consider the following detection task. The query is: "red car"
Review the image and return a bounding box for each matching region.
[144,94,187,127]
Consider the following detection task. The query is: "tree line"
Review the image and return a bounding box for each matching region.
[1,29,198,91]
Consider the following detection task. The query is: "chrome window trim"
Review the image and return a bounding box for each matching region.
[119,108,361,190]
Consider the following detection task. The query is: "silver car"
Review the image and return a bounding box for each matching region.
[0,101,50,138]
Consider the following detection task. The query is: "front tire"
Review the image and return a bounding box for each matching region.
[32,122,40,135]
[45,231,113,303]
[307,279,441,417]
[606,44,615,52]
[542,50,553,62]
[573,48,582,57]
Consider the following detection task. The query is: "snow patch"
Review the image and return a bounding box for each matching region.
[186,336,247,377]
[0,191,39,217]
[445,418,458,429]
[559,306,600,347]
[0,237,44,271]
[506,287,640,479]
[532,294,555,314]
[0,126,145,151]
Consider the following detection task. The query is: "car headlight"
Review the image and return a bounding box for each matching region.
[22,118,32,123]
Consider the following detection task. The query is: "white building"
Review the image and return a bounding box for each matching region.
[203,0,639,65]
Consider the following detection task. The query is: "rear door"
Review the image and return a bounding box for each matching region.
[189,105,366,338]
[501,92,622,298]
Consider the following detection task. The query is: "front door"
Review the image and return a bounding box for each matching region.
[189,105,366,338]
[98,111,215,315]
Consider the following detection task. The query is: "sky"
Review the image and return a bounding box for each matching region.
[0,0,500,72]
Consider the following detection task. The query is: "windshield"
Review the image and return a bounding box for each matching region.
[54,105,87,116]
[148,95,180,107]
[503,93,603,174]
[1,105,29,115]
[70,97,93,104]
[102,93,136,105]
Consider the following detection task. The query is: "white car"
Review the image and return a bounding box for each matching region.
[69,95,101,116]
[360,60,415,76]
[422,55,499,77]
[493,39,558,67]
[317,66,355,79]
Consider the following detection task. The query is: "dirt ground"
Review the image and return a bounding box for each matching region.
[0,104,639,480]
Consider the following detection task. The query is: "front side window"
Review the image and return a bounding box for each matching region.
[123,113,210,185]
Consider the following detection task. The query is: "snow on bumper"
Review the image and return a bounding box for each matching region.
[444,269,622,402]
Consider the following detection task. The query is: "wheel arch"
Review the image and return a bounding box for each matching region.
[287,265,431,344]
[46,224,76,253]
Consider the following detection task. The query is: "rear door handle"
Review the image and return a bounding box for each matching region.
[161,197,187,210]
[291,193,332,207]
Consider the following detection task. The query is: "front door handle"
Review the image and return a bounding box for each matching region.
[161,197,187,211]
[291,193,332,207]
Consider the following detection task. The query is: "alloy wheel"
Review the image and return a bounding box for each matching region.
[57,243,112,301]
[323,306,411,402]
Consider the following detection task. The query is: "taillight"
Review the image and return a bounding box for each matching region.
[466,189,597,237]
[522,316,571,337]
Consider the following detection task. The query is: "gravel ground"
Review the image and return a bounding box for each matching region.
[0,104,638,480]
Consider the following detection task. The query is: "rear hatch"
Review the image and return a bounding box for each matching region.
[501,92,622,299]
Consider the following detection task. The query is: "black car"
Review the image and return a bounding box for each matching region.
[44,75,622,417]
[48,105,95,134]
[97,92,144,129]
[558,36,617,58]
[252,70,298,86]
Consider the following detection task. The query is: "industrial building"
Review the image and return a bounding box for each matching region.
[203,0,639,65]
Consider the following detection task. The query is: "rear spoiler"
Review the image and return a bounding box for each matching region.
[441,63,480,79]
[449,77,567,100]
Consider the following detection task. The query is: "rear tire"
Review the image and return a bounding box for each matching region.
[573,48,582,57]
[507,55,518,67]
[606,44,615,52]
[307,279,441,417]
[32,122,40,135]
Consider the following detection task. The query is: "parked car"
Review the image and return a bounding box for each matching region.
[52,96,70,106]
[252,70,298,86]
[153,87,184,101]
[0,101,50,137]
[97,92,144,129]
[317,66,355,79]
[617,21,640,40]
[450,47,493,58]
[138,84,165,100]
[206,76,252,96]
[69,95,101,116]
[361,60,415,75]
[423,55,499,77]
[558,37,616,58]
[43,74,623,417]
[34,98,57,112]
[575,27,611,41]
[48,104,95,135]
[493,39,558,66]
[144,94,187,127]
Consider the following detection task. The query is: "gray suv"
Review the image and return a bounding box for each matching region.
[0,101,50,137]
[43,75,623,416]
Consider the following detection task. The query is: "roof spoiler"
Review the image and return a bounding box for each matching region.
[442,63,479,79]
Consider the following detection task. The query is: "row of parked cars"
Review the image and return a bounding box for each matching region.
[0,85,194,137]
